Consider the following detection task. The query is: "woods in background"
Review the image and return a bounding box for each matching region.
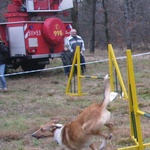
[0,0,149,52]
[72,0,150,52]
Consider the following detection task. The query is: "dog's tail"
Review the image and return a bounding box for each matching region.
[101,74,111,109]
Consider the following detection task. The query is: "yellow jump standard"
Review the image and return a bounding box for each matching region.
[118,50,150,150]
[108,44,128,99]
[66,44,128,98]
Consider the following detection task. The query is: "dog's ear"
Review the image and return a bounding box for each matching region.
[51,123,63,129]
[41,124,57,132]
[41,125,51,131]
[51,119,60,124]
[40,120,61,132]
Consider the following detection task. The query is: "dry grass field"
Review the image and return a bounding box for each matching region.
[0,49,150,150]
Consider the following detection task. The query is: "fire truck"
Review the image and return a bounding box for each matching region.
[0,0,73,71]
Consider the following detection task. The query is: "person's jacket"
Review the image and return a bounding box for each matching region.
[0,41,8,65]
[61,50,73,65]
[67,35,85,53]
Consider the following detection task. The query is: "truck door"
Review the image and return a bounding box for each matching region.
[8,26,26,57]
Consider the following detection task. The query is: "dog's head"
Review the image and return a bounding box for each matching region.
[32,120,63,139]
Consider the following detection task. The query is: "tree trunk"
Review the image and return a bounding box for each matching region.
[124,0,132,49]
[71,0,79,30]
[102,0,110,46]
[89,0,97,53]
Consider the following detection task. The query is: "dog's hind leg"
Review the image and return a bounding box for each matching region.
[99,138,107,150]
[98,133,110,150]
[105,122,113,139]
[99,122,113,150]
[99,134,108,150]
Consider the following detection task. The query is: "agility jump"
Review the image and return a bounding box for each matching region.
[118,49,150,150]
[66,44,127,99]
[66,44,150,149]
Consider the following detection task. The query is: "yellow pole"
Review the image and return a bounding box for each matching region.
[126,50,144,150]
[108,44,114,91]
[66,47,78,94]
[76,46,82,95]
[108,44,128,99]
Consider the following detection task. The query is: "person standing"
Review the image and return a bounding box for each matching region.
[0,38,8,92]
[67,29,86,74]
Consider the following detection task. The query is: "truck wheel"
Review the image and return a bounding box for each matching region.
[21,61,45,71]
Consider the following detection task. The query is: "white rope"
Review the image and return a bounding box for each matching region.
[1,51,150,77]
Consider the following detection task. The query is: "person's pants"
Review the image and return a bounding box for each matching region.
[80,55,86,73]
[0,64,7,88]
[63,64,71,76]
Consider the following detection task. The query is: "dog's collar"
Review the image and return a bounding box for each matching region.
[54,124,64,146]
[55,124,63,128]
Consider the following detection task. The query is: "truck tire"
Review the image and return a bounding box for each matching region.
[21,61,45,71]
[43,18,65,45]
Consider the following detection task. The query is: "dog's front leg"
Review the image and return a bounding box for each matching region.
[89,143,97,150]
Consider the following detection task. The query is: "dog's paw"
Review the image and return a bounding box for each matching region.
[99,146,105,150]
[108,133,113,139]
[99,139,106,150]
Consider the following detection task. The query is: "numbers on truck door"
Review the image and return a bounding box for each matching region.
[28,30,41,36]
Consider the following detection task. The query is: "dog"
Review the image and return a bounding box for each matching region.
[32,74,113,150]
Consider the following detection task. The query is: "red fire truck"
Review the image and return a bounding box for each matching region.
[0,0,73,71]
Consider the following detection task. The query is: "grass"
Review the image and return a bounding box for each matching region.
[0,49,150,150]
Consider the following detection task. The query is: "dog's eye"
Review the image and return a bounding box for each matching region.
[40,126,50,131]
[52,126,56,129]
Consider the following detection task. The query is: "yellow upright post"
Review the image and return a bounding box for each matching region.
[108,44,115,92]
[126,50,144,149]
[108,44,128,99]
[65,48,77,95]
[118,50,150,150]
[76,46,82,95]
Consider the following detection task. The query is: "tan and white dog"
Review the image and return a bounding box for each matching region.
[32,74,113,150]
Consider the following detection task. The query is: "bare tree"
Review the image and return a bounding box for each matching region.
[77,0,96,50]
[101,0,110,45]
[123,0,134,49]
[73,0,150,51]
[89,0,97,53]
[71,0,79,30]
